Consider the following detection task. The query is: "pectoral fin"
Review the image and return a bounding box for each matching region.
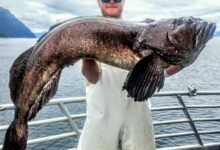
[123,54,165,101]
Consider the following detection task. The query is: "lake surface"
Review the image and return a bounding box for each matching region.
[0,38,220,149]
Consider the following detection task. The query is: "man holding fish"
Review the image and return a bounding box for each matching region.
[79,0,183,149]
[2,0,215,148]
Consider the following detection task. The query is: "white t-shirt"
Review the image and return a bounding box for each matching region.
[77,64,156,150]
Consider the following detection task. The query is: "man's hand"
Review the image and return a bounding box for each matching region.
[164,64,183,77]
[81,59,101,84]
[135,49,183,77]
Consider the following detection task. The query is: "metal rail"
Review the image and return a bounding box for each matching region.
[177,95,203,146]
[0,90,220,150]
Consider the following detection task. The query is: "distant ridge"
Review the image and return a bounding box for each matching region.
[214,31,220,37]
[0,7,36,38]
[35,31,47,38]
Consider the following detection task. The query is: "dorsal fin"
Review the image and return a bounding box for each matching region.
[27,70,62,120]
[9,47,34,104]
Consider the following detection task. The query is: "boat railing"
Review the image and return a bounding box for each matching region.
[0,90,220,150]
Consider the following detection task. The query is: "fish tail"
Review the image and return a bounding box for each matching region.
[123,54,164,101]
[3,119,28,150]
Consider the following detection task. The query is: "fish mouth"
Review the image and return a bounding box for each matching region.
[194,21,216,49]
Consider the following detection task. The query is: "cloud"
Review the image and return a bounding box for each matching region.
[124,0,220,31]
[0,0,219,32]
[38,0,99,15]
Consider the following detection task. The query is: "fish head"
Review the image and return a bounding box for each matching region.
[136,17,216,66]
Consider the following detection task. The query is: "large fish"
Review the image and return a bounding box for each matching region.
[3,16,215,150]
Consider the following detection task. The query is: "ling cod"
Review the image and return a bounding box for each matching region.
[3,16,216,150]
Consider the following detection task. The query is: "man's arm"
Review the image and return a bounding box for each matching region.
[82,58,182,84]
[164,64,183,77]
[81,59,101,84]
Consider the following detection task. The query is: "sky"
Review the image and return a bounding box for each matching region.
[0,0,219,33]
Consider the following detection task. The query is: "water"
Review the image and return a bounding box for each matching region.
[0,38,220,149]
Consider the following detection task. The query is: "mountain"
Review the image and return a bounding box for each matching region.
[0,7,36,38]
[35,31,47,38]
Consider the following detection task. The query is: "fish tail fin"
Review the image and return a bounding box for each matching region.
[3,120,28,150]
[123,54,165,101]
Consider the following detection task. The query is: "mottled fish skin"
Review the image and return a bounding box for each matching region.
[134,17,216,67]
[3,16,143,150]
[3,16,215,150]
[9,47,34,104]
[125,17,216,101]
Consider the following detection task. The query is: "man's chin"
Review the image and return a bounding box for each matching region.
[104,10,120,17]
